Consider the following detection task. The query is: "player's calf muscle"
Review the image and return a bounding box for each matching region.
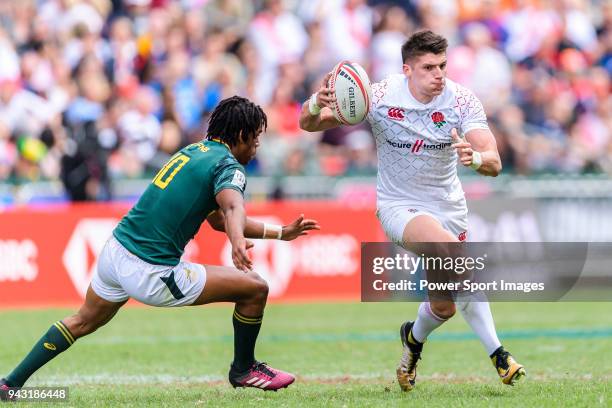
[62,314,99,338]
[63,305,123,339]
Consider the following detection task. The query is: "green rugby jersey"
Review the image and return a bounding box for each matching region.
[113,139,247,265]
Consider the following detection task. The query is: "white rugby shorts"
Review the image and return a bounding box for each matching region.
[377,198,468,244]
[91,236,207,306]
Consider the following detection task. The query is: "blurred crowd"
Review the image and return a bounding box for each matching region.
[0,0,610,200]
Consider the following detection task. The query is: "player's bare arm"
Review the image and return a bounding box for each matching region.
[299,72,342,132]
[216,188,252,273]
[207,211,320,240]
[451,128,502,177]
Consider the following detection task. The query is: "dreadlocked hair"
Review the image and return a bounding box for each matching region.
[206,96,267,147]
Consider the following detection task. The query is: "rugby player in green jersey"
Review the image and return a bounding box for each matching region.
[1,96,319,398]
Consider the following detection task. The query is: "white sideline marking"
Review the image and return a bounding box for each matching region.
[29,372,385,386]
[28,372,607,387]
[83,335,214,345]
[30,374,224,386]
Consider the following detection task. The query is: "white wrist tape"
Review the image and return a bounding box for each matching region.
[308,93,321,116]
[262,223,283,239]
[470,151,482,170]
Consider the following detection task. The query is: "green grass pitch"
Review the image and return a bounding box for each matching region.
[1,302,611,407]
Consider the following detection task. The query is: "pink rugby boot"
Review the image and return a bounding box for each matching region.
[229,361,295,391]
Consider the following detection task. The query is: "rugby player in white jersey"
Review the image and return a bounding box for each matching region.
[299,30,525,391]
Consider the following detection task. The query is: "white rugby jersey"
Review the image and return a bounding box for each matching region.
[366,74,489,206]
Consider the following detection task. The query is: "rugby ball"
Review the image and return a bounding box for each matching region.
[328,61,372,126]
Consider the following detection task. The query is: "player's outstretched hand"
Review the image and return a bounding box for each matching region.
[232,238,253,273]
[281,214,321,241]
[451,128,474,167]
[315,72,337,109]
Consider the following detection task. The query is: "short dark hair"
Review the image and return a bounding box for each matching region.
[401,30,448,63]
[206,96,267,147]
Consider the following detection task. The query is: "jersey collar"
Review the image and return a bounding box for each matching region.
[209,138,230,150]
[405,77,440,107]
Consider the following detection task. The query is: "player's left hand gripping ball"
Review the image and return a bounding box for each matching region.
[281,215,320,241]
[451,128,474,167]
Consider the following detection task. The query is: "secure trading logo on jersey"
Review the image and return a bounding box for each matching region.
[411,139,425,154]
[231,170,246,190]
[386,139,451,155]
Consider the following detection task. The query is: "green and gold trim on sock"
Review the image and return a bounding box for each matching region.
[53,321,75,345]
[233,310,263,325]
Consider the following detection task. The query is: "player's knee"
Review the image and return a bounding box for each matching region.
[430,302,456,320]
[246,273,269,304]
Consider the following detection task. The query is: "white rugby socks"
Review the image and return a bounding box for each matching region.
[457,299,502,355]
[411,302,448,343]
[411,299,503,355]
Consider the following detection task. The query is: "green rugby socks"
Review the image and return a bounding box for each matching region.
[6,321,75,387]
[232,310,263,372]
